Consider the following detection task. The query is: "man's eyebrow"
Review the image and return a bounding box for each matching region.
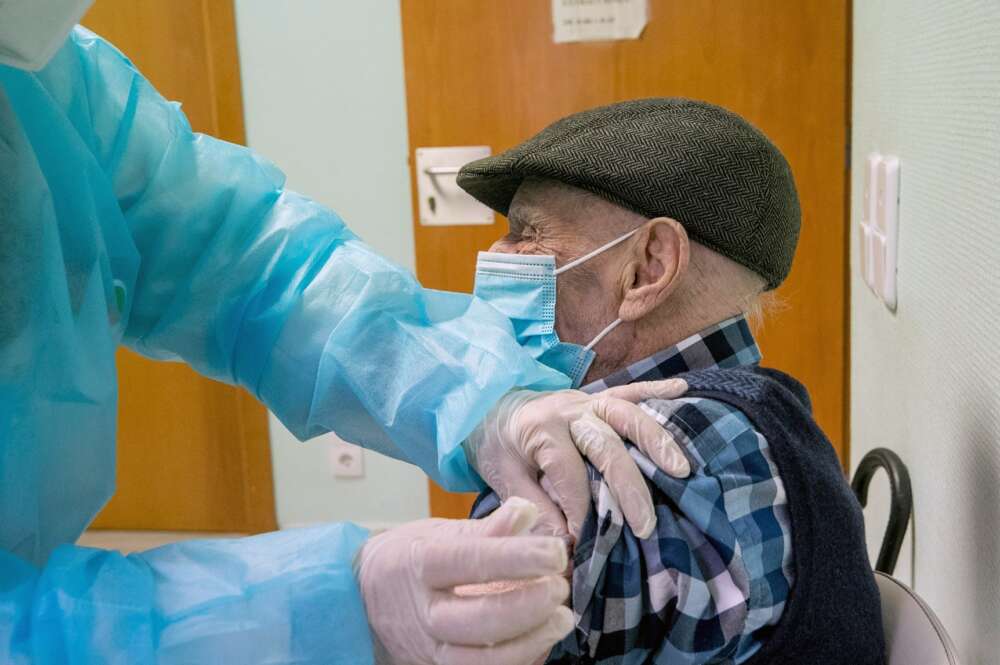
[506,208,531,232]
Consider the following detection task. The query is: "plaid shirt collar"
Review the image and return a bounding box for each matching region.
[581,315,761,394]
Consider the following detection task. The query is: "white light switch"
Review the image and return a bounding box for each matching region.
[877,156,900,309]
[864,154,880,230]
[860,225,874,292]
[858,152,900,311]
[416,146,495,226]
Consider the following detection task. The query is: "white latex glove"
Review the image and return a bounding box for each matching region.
[355,497,574,665]
[465,378,690,541]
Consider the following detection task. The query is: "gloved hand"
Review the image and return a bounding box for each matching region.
[465,378,690,541]
[355,497,574,665]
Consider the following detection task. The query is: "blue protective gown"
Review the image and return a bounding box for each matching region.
[0,27,569,663]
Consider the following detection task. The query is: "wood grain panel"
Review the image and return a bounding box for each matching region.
[401,1,850,518]
[83,0,276,532]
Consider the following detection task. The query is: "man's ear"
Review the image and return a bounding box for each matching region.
[618,218,689,322]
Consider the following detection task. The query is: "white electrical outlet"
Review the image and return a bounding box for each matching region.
[328,441,364,478]
[311,432,365,478]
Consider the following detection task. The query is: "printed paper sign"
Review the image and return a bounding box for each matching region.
[552,0,648,43]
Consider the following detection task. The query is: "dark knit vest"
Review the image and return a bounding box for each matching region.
[681,366,885,665]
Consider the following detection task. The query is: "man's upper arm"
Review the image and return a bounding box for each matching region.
[660,398,794,638]
[641,396,793,661]
[547,396,793,664]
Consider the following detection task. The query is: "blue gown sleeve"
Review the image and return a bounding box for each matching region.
[0,524,374,664]
[71,27,569,490]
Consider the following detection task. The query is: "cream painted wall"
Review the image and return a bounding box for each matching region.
[234,0,429,528]
[851,2,999,662]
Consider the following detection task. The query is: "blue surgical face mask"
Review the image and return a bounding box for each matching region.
[473,229,639,387]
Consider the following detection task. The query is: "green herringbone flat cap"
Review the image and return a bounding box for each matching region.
[457,98,801,289]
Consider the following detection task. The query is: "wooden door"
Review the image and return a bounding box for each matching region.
[400,1,850,518]
[83,1,276,532]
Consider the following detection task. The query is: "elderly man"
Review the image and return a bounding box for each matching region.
[458,99,884,665]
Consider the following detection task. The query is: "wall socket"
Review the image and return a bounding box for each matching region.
[318,434,365,478]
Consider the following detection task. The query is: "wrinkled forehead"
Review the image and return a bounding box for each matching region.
[508,178,643,235]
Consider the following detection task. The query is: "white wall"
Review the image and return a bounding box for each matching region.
[851,2,1000,662]
[234,0,429,528]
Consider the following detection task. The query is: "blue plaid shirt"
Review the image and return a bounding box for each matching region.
[474,316,794,664]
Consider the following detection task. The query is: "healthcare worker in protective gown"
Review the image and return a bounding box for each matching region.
[0,5,692,664]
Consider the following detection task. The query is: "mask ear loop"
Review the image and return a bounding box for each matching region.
[556,227,640,357]
[554,228,640,275]
[584,318,623,351]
